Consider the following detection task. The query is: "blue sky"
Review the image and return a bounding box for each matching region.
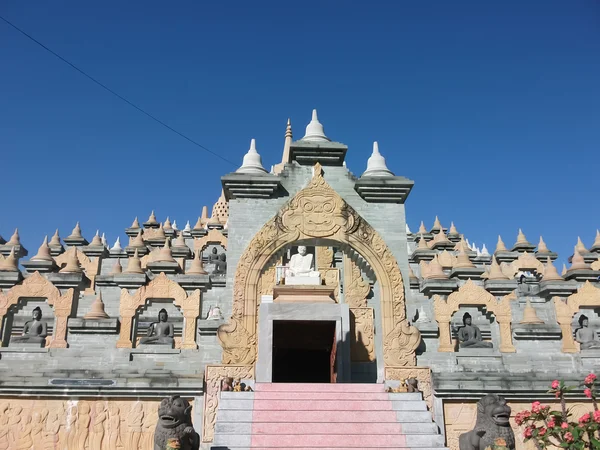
[1,1,599,267]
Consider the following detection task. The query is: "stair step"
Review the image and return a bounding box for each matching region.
[214,433,445,448]
[254,383,385,393]
[217,410,433,423]
[221,391,423,401]
[219,399,427,411]
[215,421,440,435]
[212,447,448,450]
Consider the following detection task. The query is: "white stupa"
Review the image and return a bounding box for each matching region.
[361,142,394,177]
[110,237,122,251]
[301,109,330,142]
[236,139,268,174]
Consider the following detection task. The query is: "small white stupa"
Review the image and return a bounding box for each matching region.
[236,139,268,174]
[183,221,191,232]
[362,142,394,177]
[301,109,330,142]
[110,237,122,251]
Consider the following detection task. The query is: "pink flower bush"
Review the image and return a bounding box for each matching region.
[516,373,599,449]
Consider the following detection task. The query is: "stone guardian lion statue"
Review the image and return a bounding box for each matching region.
[459,394,515,450]
[154,396,200,450]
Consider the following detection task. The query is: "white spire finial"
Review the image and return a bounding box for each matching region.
[237,138,268,174]
[184,220,191,232]
[111,236,122,251]
[362,141,394,177]
[481,244,490,256]
[301,109,330,142]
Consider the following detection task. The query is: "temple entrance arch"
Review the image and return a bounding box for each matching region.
[217,163,421,369]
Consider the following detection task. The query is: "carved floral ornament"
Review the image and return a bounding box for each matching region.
[554,281,600,353]
[117,272,201,349]
[433,279,517,353]
[217,163,421,367]
[0,271,74,348]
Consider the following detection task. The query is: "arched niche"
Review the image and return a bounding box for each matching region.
[217,163,421,367]
[433,279,516,353]
[116,273,201,349]
[194,229,227,254]
[0,272,74,348]
[554,281,600,353]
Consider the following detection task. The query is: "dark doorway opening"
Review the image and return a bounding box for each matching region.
[272,320,336,383]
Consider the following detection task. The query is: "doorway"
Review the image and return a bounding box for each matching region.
[272,320,337,383]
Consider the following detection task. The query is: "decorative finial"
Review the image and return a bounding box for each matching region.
[576,236,588,254]
[49,229,61,247]
[301,109,330,142]
[361,142,394,177]
[59,248,82,273]
[163,217,173,231]
[542,257,563,281]
[569,247,589,271]
[67,222,83,240]
[7,228,20,246]
[431,216,443,233]
[187,250,208,275]
[131,230,145,247]
[516,229,528,244]
[147,211,158,225]
[184,220,191,232]
[173,232,186,248]
[172,220,178,231]
[84,293,109,319]
[124,249,144,274]
[237,139,268,174]
[155,238,175,263]
[101,233,107,248]
[481,244,490,256]
[31,236,53,262]
[520,299,544,324]
[131,217,140,228]
[418,221,427,234]
[0,248,19,272]
[111,258,122,274]
[285,118,292,139]
[155,223,166,240]
[111,237,122,251]
[495,235,507,253]
[448,222,459,236]
[416,234,429,250]
[487,258,508,280]
[537,236,550,253]
[90,230,103,246]
[454,248,475,269]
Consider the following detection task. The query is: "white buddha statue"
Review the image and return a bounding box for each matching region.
[285,246,321,285]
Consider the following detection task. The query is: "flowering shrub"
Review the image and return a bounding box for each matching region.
[515,373,600,449]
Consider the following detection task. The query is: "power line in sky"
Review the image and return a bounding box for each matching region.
[0,14,237,167]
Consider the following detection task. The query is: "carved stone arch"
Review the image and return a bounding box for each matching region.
[433,279,516,353]
[194,229,227,254]
[217,163,421,367]
[116,273,201,349]
[0,272,74,348]
[554,281,600,353]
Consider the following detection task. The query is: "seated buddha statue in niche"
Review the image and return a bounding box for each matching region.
[575,314,600,350]
[458,312,493,348]
[11,307,47,346]
[139,308,175,347]
[285,246,320,284]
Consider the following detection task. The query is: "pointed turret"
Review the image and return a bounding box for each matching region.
[423,256,448,280]
[101,233,108,248]
[131,217,140,229]
[495,235,508,253]
[163,217,173,231]
[84,293,109,319]
[31,236,53,262]
[575,236,588,254]
[90,230,103,247]
[418,221,427,234]
[49,229,61,247]
[541,257,563,281]
[155,238,175,263]
[64,222,88,246]
[454,248,475,269]
[111,258,123,274]
[173,232,187,248]
[187,250,208,275]
[512,229,535,252]
[361,142,394,177]
[430,216,443,234]
[486,258,509,280]
[7,228,20,246]
[537,236,550,254]
[143,211,159,229]
[183,220,191,232]
[591,230,600,253]
[124,249,144,274]
[236,139,268,174]
[67,223,83,240]
[301,109,330,142]
[59,248,82,273]
[131,230,145,247]
[111,237,122,251]
[448,222,460,239]
[568,248,590,271]
[480,244,490,256]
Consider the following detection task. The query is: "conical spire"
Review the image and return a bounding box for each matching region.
[124,249,144,274]
[416,234,429,250]
[569,247,589,271]
[101,233,108,248]
[154,223,166,240]
[537,236,550,253]
[576,237,587,254]
[111,258,122,274]
[193,216,203,231]
[59,248,82,273]
[131,230,145,247]
[67,222,83,240]
[301,109,330,142]
[423,256,448,280]
[405,224,412,235]
[454,236,471,253]
[184,220,191,232]
[237,139,268,174]
[49,229,61,247]
[187,250,208,275]
[84,293,109,319]
[542,257,563,281]
[495,235,507,253]
[481,244,490,256]
[201,206,209,223]
[561,264,567,276]
[520,299,544,324]
[7,228,20,246]
[362,142,394,177]
[146,211,158,226]
[431,216,443,233]
[111,237,122,251]
[280,118,293,165]
[592,230,600,249]
[163,217,173,231]
[487,258,509,280]
[516,229,529,245]
[448,222,459,237]
[31,236,53,262]
[155,238,175,263]
[0,248,19,272]
[173,232,186,248]
[90,230,103,246]
[418,221,427,234]
[131,217,140,228]
[454,248,475,269]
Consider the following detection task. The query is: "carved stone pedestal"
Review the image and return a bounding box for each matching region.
[273,285,336,303]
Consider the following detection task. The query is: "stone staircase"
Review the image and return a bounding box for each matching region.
[211,382,448,450]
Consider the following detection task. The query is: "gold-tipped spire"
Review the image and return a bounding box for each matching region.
[520,299,544,324]
[131,217,140,228]
[537,236,550,253]
[7,228,20,246]
[418,221,427,234]
[124,249,144,274]
[31,236,53,262]
[542,257,563,281]
[187,250,208,275]
[59,248,82,273]
[49,229,61,247]
[576,236,587,254]
[111,259,123,274]
[84,293,109,319]
[0,248,19,272]
[495,235,507,253]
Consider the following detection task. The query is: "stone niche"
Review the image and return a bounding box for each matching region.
[0,397,195,450]
[5,300,53,348]
[134,301,183,349]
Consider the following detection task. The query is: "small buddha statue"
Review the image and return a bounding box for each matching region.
[458,312,493,348]
[11,307,47,346]
[139,308,174,347]
[206,305,223,320]
[208,247,219,263]
[575,314,600,350]
[286,246,320,277]
[212,253,227,275]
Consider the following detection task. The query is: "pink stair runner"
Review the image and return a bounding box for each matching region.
[212,383,448,449]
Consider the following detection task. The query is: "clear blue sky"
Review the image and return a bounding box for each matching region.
[1,1,599,267]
